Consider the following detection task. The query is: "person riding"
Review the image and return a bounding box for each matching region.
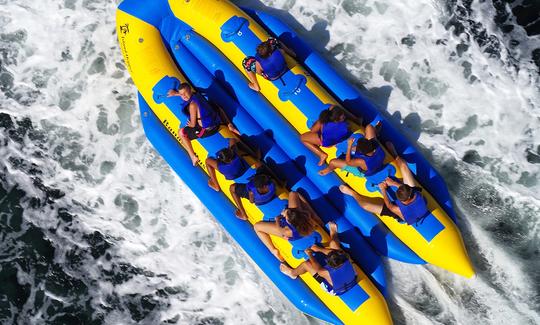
[253,191,325,261]
[205,138,251,191]
[242,37,296,92]
[280,222,358,296]
[167,83,238,166]
[301,105,353,166]
[340,156,430,225]
[229,171,277,220]
[319,124,386,176]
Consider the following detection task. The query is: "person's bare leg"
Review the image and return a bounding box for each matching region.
[280,257,321,279]
[301,132,328,166]
[179,133,199,166]
[229,184,248,220]
[383,141,398,160]
[396,157,417,187]
[327,221,341,249]
[253,222,285,261]
[246,71,260,92]
[364,124,376,140]
[280,261,308,279]
[339,185,384,215]
[319,158,347,176]
[205,158,220,191]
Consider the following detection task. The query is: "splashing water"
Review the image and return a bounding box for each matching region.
[0,0,538,324]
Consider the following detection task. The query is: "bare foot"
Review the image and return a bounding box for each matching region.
[317,153,328,166]
[191,155,200,166]
[248,83,260,92]
[279,263,297,279]
[271,249,285,262]
[235,209,248,220]
[328,221,338,234]
[339,185,355,197]
[318,167,332,176]
[207,179,220,192]
[227,123,240,136]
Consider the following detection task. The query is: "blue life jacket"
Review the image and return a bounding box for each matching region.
[396,191,429,225]
[255,50,287,80]
[323,259,357,295]
[354,145,386,176]
[217,154,249,180]
[189,94,221,128]
[246,180,276,205]
[320,121,351,147]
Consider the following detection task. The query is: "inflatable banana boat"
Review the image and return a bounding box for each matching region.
[116,0,474,323]
[153,0,473,278]
[116,1,394,323]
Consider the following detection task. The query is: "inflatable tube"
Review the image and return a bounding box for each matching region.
[165,0,473,278]
[165,38,390,292]
[117,4,393,324]
[242,9,474,279]
[244,8,457,222]
[167,15,424,265]
[138,94,340,323]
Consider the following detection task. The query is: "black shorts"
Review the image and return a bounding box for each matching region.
[380,205,401,221]
[181,124,220,140]
[233,183,249,200]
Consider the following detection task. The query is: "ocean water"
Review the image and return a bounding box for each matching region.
[0,0,538,324]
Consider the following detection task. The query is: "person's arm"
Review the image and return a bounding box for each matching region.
[310,120,322,133]
[310,245,334,255]
[167,89,180,97]
[384,177,402,188]
[345,138,367,169]
[305,249,324,271]
[187,102,198,128]
[345,137,355,162]
[378,182,404,220]
[268,37,295,58]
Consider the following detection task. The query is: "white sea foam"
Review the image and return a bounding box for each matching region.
[1,0,539,324]
[1,0,308,324]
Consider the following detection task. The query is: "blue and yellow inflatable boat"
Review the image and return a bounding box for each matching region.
[116,0,474,323]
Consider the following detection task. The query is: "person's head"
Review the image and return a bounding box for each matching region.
[396,184,415,202]
[355,138,378,155]
[284,207,312,236]
[252,174,273,194]
[319,106,346,124]
[178,82,193,101]
[216,148,236,164]
[327,250,348,268]
[256,40,273,59]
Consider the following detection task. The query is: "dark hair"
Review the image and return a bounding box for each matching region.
[252,173,272,190]
[396,184,414,202]
[327,250,348,268]
[217,148,235,164]
[355,138,378,154]
[179,82,191,91]
[286,208,312,236]
[319,106,345,124]
[256,41,273,58]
